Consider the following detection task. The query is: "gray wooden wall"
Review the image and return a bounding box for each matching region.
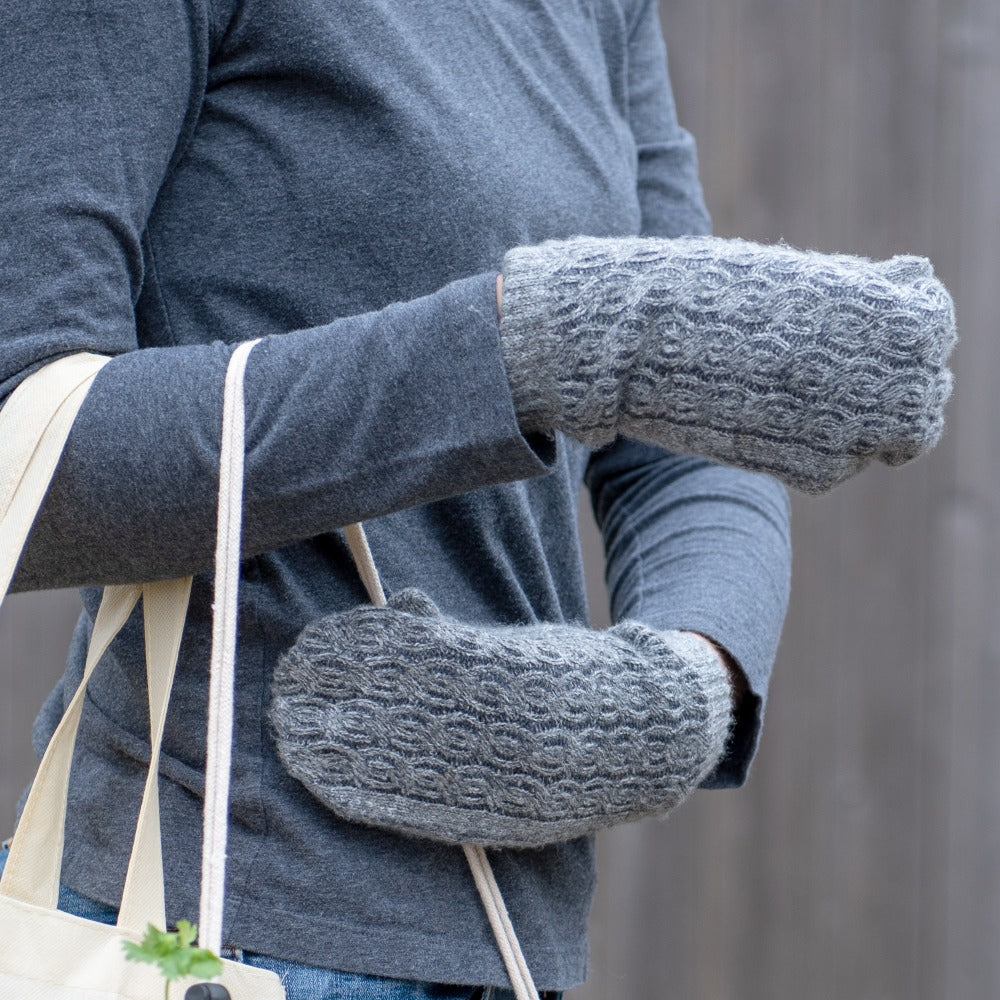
[573,1,1000,998]
[1,0,997,997]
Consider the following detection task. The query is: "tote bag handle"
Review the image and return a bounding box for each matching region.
[0,346,253,936]
[0,354,195,933]
[206,344,539,997]
[339,523,540,1000]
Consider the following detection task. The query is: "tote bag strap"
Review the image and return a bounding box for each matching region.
[204,343,538,996]
[0,353,110,597]
[116,577,193,932]
[0,353,116,907]
[198,338,259,953]
[0,344,264,941]
[0,349,539,995]
[0,353,194,931]
[0,583,140,908]
[1,580,190,933]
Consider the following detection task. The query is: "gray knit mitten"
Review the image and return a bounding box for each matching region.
[269,589,732,848]
[499,235,957,493]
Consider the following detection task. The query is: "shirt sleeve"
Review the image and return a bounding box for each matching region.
[585,0,792,787]
[624,0,713,239]
[1,1,552,592]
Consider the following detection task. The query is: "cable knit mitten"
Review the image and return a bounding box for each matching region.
[499,235,957,493]
[269,589,733,848]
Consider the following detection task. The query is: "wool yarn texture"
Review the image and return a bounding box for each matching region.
[498,234,957,493]
[269,589,733,848]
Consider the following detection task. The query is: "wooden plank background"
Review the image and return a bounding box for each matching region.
[1,0,997,997]
[572,1,999,998]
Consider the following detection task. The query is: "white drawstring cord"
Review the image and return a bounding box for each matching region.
[344,522,539,1000]
[202,347,538,997]
[200,339,260,955]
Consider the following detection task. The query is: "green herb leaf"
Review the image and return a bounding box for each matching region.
[175,920,198,950]
[122,921,223,985]
[157,951,187,982]
[185,950,224,979]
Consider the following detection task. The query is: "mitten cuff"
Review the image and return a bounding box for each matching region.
[499,238,645,446]
[678,633,735,777]
[609,623,734,790]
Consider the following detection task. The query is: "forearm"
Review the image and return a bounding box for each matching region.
[587,442,792,786]
[11,273,552,591]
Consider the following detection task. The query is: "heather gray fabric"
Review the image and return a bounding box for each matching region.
[270,589,733,848]
[500,235,956,493]
[1,0,791,990]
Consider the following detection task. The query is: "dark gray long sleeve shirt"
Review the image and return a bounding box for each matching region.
[1,0,790,989]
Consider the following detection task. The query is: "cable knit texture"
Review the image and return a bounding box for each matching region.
[269,589,733,848]
[499,235,957,493]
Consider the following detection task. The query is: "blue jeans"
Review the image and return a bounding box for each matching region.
[0,844,560,1000]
